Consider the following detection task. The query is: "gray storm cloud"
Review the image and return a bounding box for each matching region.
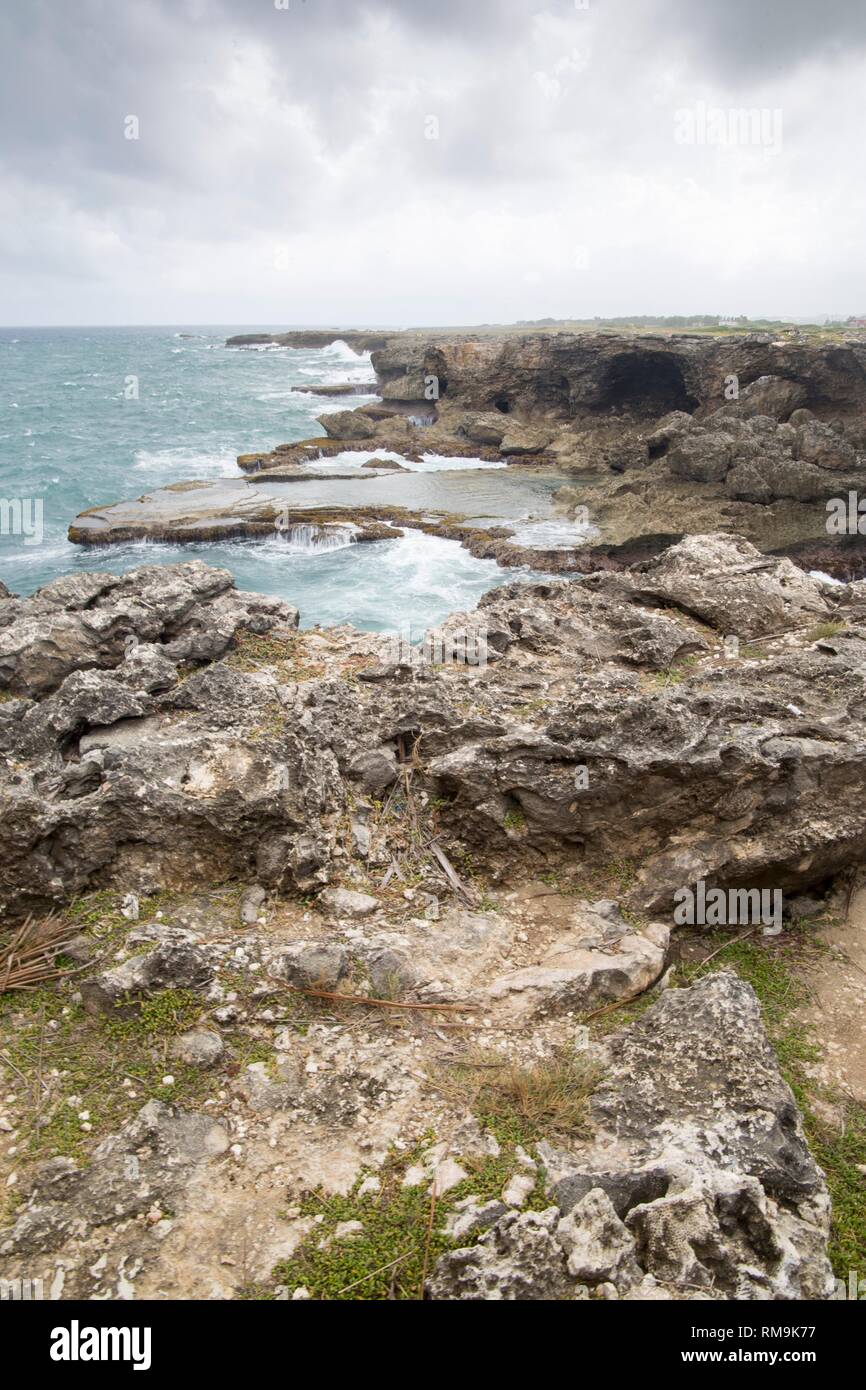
[0,0,864,324]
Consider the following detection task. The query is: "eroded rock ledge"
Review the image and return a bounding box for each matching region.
[2,534,863,917]
[429,973,832,1301]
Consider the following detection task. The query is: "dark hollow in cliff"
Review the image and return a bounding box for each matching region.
[594,350,697,416]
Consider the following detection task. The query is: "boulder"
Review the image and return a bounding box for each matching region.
[795,418,858,471]
[431,975,834,1301]
[317,887,380,920]
[719,375,809,421]
[316,410,377,441]
[270,941,349,991]
[668,430,732,483]
[427,1208,574,1300]
[347,747,398,795]
[0,561,297,698]
[80,943,214,1017]
[499,424,553,456]
[239,884,267,925]
[556,1189,641,1285]
[628,533,831,638]
[170,1029,224,1069]
[487,902,669,1018]
[460,412,508,447]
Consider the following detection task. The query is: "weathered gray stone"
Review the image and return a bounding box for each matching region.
[239,884,267,925]
[0,1101,228,1257]
[432,974,833,1301]
[317,887,380,920]
[347,747,398,795]
[80,943,214,1017]
[427,1208,574,1301]
[487,906,669,1018]
[270,941,349,991]
[317,409,377,440]
[556,1189,640,1285]
[170,1029,225,1069]
[627,533,831,639]
[0,561,297,698]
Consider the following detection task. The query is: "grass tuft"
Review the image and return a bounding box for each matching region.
[807,621,846,642]
[436,1047,600,1148]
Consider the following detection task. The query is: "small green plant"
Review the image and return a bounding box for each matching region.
[809,1103,866,1277]
[226,630,325,681]
[115,988,203,1038]
[653,655,697,687]
[272,1139,548,1301]
[0,980,241,1163]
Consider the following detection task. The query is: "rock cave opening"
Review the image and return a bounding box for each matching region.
[596,351,696,417]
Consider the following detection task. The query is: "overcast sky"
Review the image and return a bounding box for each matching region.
[1,0,864,326]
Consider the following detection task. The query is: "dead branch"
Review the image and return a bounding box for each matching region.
[0,913,80,993]
[284,984,474,1012]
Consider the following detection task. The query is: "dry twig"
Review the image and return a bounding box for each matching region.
[428,841,477,905]
[285,984,474,1013]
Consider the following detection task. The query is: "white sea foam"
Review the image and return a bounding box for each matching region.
[133,446,240,478]
[320,450,507,474]
[212,526,535,636]
[316,341,376,385]
[321,339,368,361]
[509,517,598,549]
[275,523,358,555]
[228,342,289,353]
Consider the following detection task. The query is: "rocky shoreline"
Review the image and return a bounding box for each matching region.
[1,526,865,1299]
[3,330,866,1302]
[225,330,393,352]
[68,330,866,576]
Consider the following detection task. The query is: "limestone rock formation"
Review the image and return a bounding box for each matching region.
[1,537,863,921]
[371,332,866,425]
[430,975,834,1301]
[0,535,855,1302]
